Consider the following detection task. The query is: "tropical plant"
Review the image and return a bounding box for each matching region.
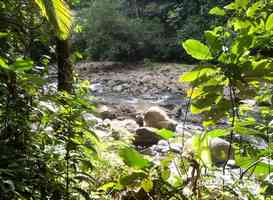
[0,0,101,199]
[179,0,273,198]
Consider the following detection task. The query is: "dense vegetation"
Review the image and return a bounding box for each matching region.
[0,0,273,200]
[72,0,232,62]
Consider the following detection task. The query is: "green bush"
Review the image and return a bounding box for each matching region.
[73,0,175,61]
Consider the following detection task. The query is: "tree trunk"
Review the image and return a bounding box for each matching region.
[56,38,73,93]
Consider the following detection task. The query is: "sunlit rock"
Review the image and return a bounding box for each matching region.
[143,106,177,131]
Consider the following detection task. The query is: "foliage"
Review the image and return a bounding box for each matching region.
[34,0,73,40]
[0,0,98,199]
[2,0,273,199]
[179,0,273,198]
[72,0,230,62]
[73,0,168,61]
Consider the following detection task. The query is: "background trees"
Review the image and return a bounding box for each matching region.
[73,0,232,62]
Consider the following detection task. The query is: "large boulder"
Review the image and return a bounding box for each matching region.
[182,137,234,165]
[143,106,177,131]
[133,127,162,147]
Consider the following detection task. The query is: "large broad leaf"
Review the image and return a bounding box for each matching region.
[119,147,151,169]
[182,39,213,61]
[266,13,273,31]
[180,66,218,83]
[34,0,72,39]
[179,70,200,82]
[209,7,226,16]
[155,129,175,140]
[11,58,33,72]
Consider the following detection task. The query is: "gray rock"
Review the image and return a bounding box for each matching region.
[83,113,103,124]
[90,83,103,93]
[134,127,162,147]
[110,119,139,133]
[112,84,123,92]
[95,105,116,119]
[144,106,177,131]
[175,123,200,138]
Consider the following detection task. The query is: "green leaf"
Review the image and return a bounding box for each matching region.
[182,39,213,60]
[191,135,212,167]
[231,35,253,55]
[191,135,201,154]
[224,3,237,10]
[190,93,221,114]
[232,18,251,31]
[34,0,73,39]
[180,66,218,83]
[179,71,200,82]
[160,155,173,181]
[191,103,211,114]
[200,148,212,167]
[206,129,230,138]
[155,129,174,139]
[204,30,222,53]
[246,1,263,17]
[209,7,226,16]
[0,57,9,69]
[0,32,8,38]
[266,13,273,31]
[12,58,33,72]
[200,136,212,166]
[119,147,151,169]
[141,178,153,192]
[225,0,248,10]
[234,125,261,136]
[235,0,248,9]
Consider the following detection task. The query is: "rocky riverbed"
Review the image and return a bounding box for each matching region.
[75,62,201,122]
